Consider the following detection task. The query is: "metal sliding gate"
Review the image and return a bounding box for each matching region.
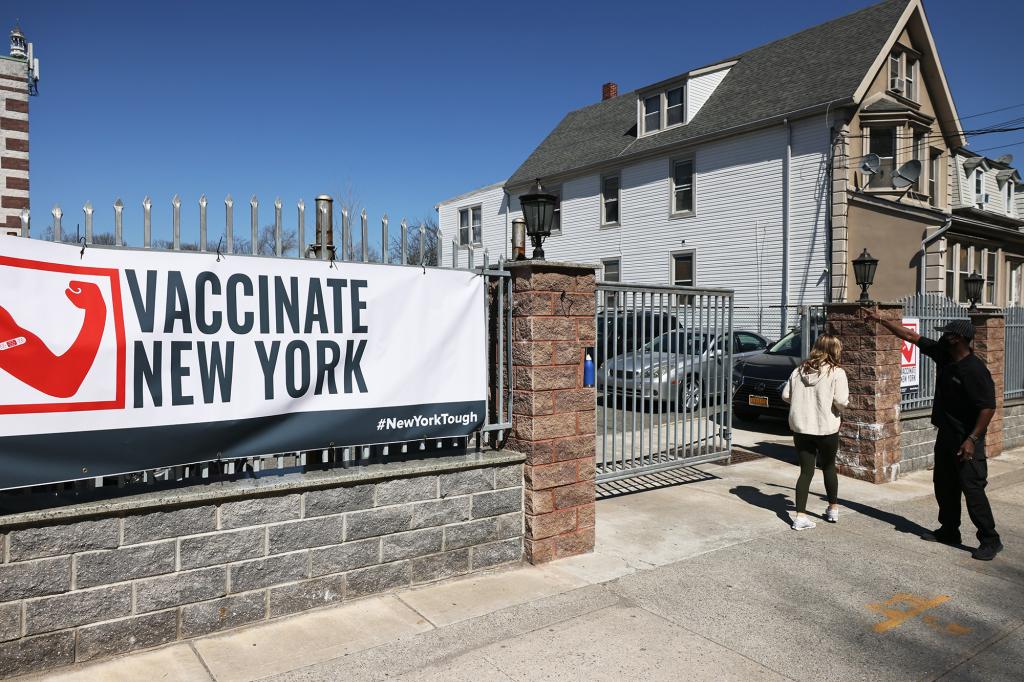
[594,282,734,482]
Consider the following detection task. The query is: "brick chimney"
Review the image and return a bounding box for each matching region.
[602,82,618,101]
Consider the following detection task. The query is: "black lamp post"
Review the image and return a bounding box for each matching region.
[518,180,557,260]
[852,248,879,304]
[965,272,984,312]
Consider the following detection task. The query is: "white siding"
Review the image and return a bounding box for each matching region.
[950,154,1022,218]
[502,117,829,310]
[438,184,508,269]
[687,67,730,121]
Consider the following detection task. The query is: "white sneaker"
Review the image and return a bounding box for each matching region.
[825,507,839,523]
[792,516,816,531]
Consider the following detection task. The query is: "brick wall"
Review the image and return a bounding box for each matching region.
[505,260,597,564]
[0,55,29,237]
[0,459,524,678]
[828,303,903,483]
[971,312,1004,457]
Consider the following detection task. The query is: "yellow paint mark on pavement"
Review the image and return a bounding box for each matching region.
[866,593,952,633]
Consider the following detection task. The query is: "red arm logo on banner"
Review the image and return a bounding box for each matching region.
[0,281,107,398]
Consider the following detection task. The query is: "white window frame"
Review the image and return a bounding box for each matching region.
[669,156,696,218]
[458,205,482,247]
[889,53,902,91]
[601,258,621,283]
[1009,259,1023,306]
[905,57,917,101]
[638,83,687,136]
[550,187,562,236]
[601,174,620,227]
[929,149,941,206]
[1006,182,1015,215]
[670,250,696,287]
[975,167,986,207]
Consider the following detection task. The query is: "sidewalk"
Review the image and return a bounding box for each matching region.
[27,448,1024,682]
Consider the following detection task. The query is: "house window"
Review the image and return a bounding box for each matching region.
[905,58,918,101]
[889,54,901,91]
[945,243,956,297]
[889,52,919,101]
[643,95,661,134]
[666,87,685,127]
[912,131,925,190]
[671,158,694,216]
[868,127,895,188]
[975,168,985,207]
[601,174,620,225]
[551,188,562,235]
[602,258,620,282]
[1009,260,1022,305]
[459,206,482,246]
[672,252,694,287]
[929,150,941,206]
[1007,182,1015,214]
[959,244,970,303]
[640,84,687,135]
[986,251,997,304]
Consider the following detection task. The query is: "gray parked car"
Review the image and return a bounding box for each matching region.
[597,329,768,410]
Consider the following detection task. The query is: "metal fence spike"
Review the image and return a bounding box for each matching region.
[142,196,152,249]
[225,194,234,255]
[114,198,124,246]
[83,201,94,245]
[19,208,29,238]
[297,199,305,258]
[172,194,181,250]
[360,209,368,263]
[381,214,389,264]
[249,195,258,255]
[51,204,62,243]
[199,194,208,252]
[274,197,283,257]
[400,219,408,265]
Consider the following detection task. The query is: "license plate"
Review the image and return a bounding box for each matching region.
[748,395,769,407]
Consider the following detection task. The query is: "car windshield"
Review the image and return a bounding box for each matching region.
[643,332,710,355]
[765,330,803,357]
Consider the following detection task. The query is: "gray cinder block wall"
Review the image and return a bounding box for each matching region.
[1004,401,1024,450]
[899,411,936,474]
[0,454,524,678]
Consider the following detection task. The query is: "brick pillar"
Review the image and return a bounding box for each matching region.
[505,260,597,564]
[971,312,1005,458]
[826,303,903,483]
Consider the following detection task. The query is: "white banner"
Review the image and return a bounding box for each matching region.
[901,318,920,389]
[0,238,486,489]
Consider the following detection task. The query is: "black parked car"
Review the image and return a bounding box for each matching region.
[732,328,815,421]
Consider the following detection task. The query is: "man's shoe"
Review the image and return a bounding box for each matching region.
[921,528,961,546]
[972,542,1003,561]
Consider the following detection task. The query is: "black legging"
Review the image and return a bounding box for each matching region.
[793,432,839,513]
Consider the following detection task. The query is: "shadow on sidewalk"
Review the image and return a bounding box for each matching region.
[728,485,794,526]
[598,467,718,500]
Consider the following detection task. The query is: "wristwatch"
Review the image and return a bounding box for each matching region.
[967,435,979,444]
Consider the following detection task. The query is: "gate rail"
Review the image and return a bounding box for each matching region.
[595,282,733,482]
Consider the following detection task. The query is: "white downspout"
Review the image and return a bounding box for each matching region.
[781,118,791,338]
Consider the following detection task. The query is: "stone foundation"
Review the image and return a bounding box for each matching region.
[0,452,523,678]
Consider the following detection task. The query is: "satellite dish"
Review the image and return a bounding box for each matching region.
[892,160,922,189]
[860,154,881,175]
[996,154,1014,165]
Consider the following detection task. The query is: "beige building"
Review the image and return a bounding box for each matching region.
[829,0,1023,306]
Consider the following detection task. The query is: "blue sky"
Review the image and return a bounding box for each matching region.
[10,0,1024,249]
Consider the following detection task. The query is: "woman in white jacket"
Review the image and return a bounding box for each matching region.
[782,334,849,530]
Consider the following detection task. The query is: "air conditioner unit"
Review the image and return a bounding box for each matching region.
[977,193,991,205]
[891,78,905,94]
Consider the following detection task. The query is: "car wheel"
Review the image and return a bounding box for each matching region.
[680,375,703,412]
[734,408,759,422]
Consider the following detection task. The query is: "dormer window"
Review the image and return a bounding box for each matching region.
[640,84,687,135]
[975,167,985,207]
[1007,182,1015,214]
[888,50,919,102]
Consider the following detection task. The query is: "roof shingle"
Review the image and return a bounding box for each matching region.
[507,0,911,188]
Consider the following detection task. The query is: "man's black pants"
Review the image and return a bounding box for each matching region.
[933,429,1000,546]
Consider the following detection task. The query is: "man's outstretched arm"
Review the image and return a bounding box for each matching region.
[863,308,921,344]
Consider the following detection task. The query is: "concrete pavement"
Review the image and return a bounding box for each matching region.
[25,447,1024,682]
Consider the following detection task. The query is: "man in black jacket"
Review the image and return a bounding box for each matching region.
[865,313,1002,561]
